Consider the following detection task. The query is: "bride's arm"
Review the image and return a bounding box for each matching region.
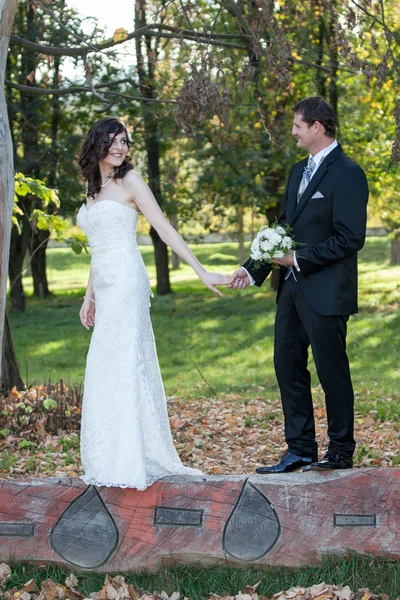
[79,270,95,330]
[124,172,230,295]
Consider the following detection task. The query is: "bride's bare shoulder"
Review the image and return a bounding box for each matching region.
[122,170,148,193]
[123,170,144,184]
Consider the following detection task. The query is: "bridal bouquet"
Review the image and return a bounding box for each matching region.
[250,223,296,267]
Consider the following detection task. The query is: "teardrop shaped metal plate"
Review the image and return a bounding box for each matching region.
[223,480,280,561]
[51,485,119,568]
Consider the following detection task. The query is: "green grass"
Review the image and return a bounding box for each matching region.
[8,238,400,414]
[5,556,400,599]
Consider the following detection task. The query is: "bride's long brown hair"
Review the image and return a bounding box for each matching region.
[78,117,133,199]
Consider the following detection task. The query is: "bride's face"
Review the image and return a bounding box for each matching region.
[99,131,129,170]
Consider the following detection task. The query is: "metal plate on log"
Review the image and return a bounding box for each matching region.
[0,522,34,537]
[334,514,376,526]
[155,507,203,526]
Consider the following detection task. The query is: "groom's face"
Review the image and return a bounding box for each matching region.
[292,113,316,151]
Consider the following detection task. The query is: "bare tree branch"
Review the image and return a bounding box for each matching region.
[145,29,248,49]
[100,90,177,105]
[348,0,386,29]
[378,0,399,70]
[84,59,108,103]
[179,0,195,30]
[5,78,137,96]
[9,24,251,57]
[32,0,112,56]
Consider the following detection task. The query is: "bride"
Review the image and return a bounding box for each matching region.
[77,117,230,489]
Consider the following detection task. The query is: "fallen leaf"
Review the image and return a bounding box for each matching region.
[40,578,67,600]
[336,586,352,600]
[0,563,11,583]
[10,387,21,399]
[244,583,261,595]
[127,585,141,600]
[22,580,39,594]
[235,594,252,600]
[66,574,79,589]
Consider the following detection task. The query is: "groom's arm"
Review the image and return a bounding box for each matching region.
[241,258,272,287]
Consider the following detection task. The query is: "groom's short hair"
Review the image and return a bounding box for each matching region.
[294,96,336,138]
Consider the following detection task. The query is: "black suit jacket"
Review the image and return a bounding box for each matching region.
[243,144,369,315]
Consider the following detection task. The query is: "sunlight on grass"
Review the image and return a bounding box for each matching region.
[29,339,70,357]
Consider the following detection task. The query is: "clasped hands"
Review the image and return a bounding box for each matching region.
[205,250,294,294]
[226,251,295,290]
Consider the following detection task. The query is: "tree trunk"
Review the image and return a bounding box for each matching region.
[0,0,19,383]
[236,206,246,265]
[1,311,24,392]
[390,237,400,265]
[19,1,51,297]
[30,227,51,297]
[150,226,171,294]
[328,3,339,123]
[146,123,171,294]
[29,45,61,298]
[170,214,180,270]
[135,0,171,295]
[8,223,28,311]
[316,16,326,98]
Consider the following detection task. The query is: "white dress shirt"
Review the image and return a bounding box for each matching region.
[242,139,338,284]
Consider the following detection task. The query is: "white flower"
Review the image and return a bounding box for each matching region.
[261,240,273,251]
[251,249,262,260]
[281,236,293,249]
[272,250,285,258]
[269,231,281,245]
[251,223,295,263]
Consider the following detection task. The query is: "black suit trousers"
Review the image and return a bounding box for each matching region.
[274,276,355,459]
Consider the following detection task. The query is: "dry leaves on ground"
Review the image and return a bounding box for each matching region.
[0,569,392,600]
[168,393,399,473]
[0,384,398,480]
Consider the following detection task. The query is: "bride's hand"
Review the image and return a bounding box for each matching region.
[199,271,231,297]
[80,297,96,330]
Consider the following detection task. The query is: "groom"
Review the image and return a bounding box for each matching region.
[229,96,368,473]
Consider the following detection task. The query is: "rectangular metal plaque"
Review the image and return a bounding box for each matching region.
[0,522,35,537]
[334,514,376,527]
[155,507,203,526]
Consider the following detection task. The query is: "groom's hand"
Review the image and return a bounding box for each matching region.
[272,250,295,267]
[227,268,250,290]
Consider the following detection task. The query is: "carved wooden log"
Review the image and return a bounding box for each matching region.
[0,469,398,571]
[0,0,18,381]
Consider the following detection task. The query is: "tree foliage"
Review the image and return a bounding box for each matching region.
[5,0,400,274]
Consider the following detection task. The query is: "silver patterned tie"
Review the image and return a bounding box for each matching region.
[298,156,316,202]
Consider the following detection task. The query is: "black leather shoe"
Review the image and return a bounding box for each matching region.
[256,452,315,474]
[312,450,353,469]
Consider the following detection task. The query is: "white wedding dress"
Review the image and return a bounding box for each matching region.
[77,199,203,489]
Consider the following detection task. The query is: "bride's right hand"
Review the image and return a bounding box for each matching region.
[80,298,95,330]
[199,271,232,297]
